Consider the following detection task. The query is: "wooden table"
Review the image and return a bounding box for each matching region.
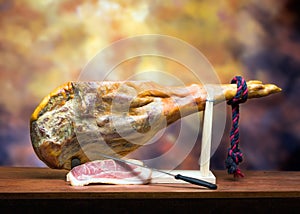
[1,167,300,213]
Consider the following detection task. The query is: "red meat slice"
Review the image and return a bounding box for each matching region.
[66,159,152,186]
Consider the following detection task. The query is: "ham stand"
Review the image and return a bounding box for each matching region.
[151,97,216,185]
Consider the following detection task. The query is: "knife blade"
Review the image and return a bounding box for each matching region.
[95,153,217,190]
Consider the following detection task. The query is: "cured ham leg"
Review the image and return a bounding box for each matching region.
[30,80,281,170]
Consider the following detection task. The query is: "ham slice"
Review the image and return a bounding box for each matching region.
[66,159,152,186]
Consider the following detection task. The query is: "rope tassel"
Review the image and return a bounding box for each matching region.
[225,76,248,178]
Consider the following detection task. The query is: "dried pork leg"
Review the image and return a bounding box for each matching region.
[30,80,281,170]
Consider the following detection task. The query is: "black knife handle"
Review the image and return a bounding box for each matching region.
[174,174,217,190]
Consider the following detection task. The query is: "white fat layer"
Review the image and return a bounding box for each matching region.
[66,159,152,186]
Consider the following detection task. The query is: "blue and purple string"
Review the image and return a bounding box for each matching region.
[225,76,248,178]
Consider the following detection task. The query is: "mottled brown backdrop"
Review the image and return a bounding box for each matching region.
[0,0,299,170]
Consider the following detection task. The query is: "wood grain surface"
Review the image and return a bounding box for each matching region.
[1,167,300,212]
[1,167,300,199]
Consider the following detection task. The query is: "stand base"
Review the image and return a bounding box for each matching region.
[151,170,216,184]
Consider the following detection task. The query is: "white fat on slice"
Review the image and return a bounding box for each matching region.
[66,159,152,186]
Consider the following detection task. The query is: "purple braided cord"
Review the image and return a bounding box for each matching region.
[225,76,248,178]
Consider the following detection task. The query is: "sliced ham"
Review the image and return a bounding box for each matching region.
[66,159,152,186]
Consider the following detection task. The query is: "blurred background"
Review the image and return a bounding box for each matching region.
[0,0,299,171]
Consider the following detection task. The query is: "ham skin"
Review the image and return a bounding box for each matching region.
[30,81,281,170]
[66,159,152,186]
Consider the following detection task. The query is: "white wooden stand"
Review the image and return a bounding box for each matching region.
[151,99,216,184]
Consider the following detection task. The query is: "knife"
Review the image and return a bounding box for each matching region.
[91,153,217,190]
